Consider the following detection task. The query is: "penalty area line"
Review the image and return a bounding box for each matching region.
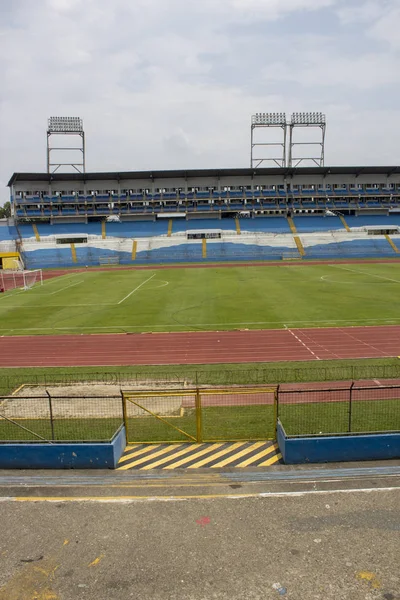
[117,273,156,305]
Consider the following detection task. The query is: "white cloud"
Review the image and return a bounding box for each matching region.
[336,1,383,23]
[369,6,400,50]
[230,0,337,17]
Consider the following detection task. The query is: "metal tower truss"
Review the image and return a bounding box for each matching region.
[250,113,287,168]
[288,112,326,167]
[47,116,85,174]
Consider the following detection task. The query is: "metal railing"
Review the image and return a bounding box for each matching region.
[278,383,400,437]
[0,393,123,443]
[1,382,398,444]
[2,364,400,397]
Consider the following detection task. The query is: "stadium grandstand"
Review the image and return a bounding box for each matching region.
[3,166,400,268]
[2,113,400,268]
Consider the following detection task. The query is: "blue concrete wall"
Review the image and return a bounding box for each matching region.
[277,421,400,464]
[0,426,126,469]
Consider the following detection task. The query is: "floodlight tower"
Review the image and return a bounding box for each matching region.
[250,112,287,168]
[288,112,326,167]
[46,117,85,174]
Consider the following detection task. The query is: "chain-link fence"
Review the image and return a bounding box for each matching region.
[0,393,123,442]
[1,383,399,443]
[278,384,400,436]
[2,362,400,396]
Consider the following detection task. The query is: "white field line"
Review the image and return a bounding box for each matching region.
[329,264,400,284]
[284,325,321,360]
[117,273,156,305]
[0,487,398,503]
[48,280,84,295]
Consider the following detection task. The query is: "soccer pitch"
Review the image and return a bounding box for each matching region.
[1,262,400,335]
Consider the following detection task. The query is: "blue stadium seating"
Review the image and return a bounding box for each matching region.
[0,224,16,240]
[106,221,168,237]
[173,219,236,233]
[293,216,344,232]
[345,215,400,228]
[240,217,290,233]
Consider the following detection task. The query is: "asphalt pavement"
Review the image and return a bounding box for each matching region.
[0,461,398,600]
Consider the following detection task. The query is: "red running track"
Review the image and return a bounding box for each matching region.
[0,325,400,367]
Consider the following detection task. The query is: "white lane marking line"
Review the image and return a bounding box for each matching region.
[48,280,84,295]
[284,325,321,360]
[117,273,156,305]
[373,379,383,387]
[0,487,397,503]
[329,264,400,284]
[340,328,386,356]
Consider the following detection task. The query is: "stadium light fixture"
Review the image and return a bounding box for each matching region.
[47,116,85,173]
[291,112,325,125]
[48,117,83,133]
[288,111,326,167]
[250,112,287,167]
[251,112,286,126]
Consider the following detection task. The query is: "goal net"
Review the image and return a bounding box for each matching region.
[0,269,43,292]
[99,255,119,265]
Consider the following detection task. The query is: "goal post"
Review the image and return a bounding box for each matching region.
[0,269,43,292]
[23,269,43,290]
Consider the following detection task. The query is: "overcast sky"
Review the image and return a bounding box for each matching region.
[1,0,399,204]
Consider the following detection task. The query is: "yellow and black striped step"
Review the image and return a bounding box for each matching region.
[117,441,282,470]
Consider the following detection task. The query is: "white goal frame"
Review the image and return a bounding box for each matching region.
[0,269,43,291]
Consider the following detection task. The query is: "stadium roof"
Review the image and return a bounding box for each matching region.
[8,165,400,187]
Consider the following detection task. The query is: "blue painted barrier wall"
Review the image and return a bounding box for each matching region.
[277,421,400,464]
[0,426,126,469]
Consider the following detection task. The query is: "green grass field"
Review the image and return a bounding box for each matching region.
[1,262,400,335]
[1,262,399,442]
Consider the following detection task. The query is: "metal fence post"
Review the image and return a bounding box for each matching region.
[45,390,55,441]
[121,390,128,440]
[195,388,202,443]
[274,385,280,437]
[348,382,355,433]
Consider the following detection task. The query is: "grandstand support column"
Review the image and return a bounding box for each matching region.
[32,223,40,242]
[202,239,207,258]
[168,219,173,237]
[70,243,77,263]
[384,234,400,254]
[287,215,297,234]
[338,214,351,232]
[287,216,305,256]
[235,217,241,235]
[293,236,305,257]
[102,220,106,239]
[132,240,137,261]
